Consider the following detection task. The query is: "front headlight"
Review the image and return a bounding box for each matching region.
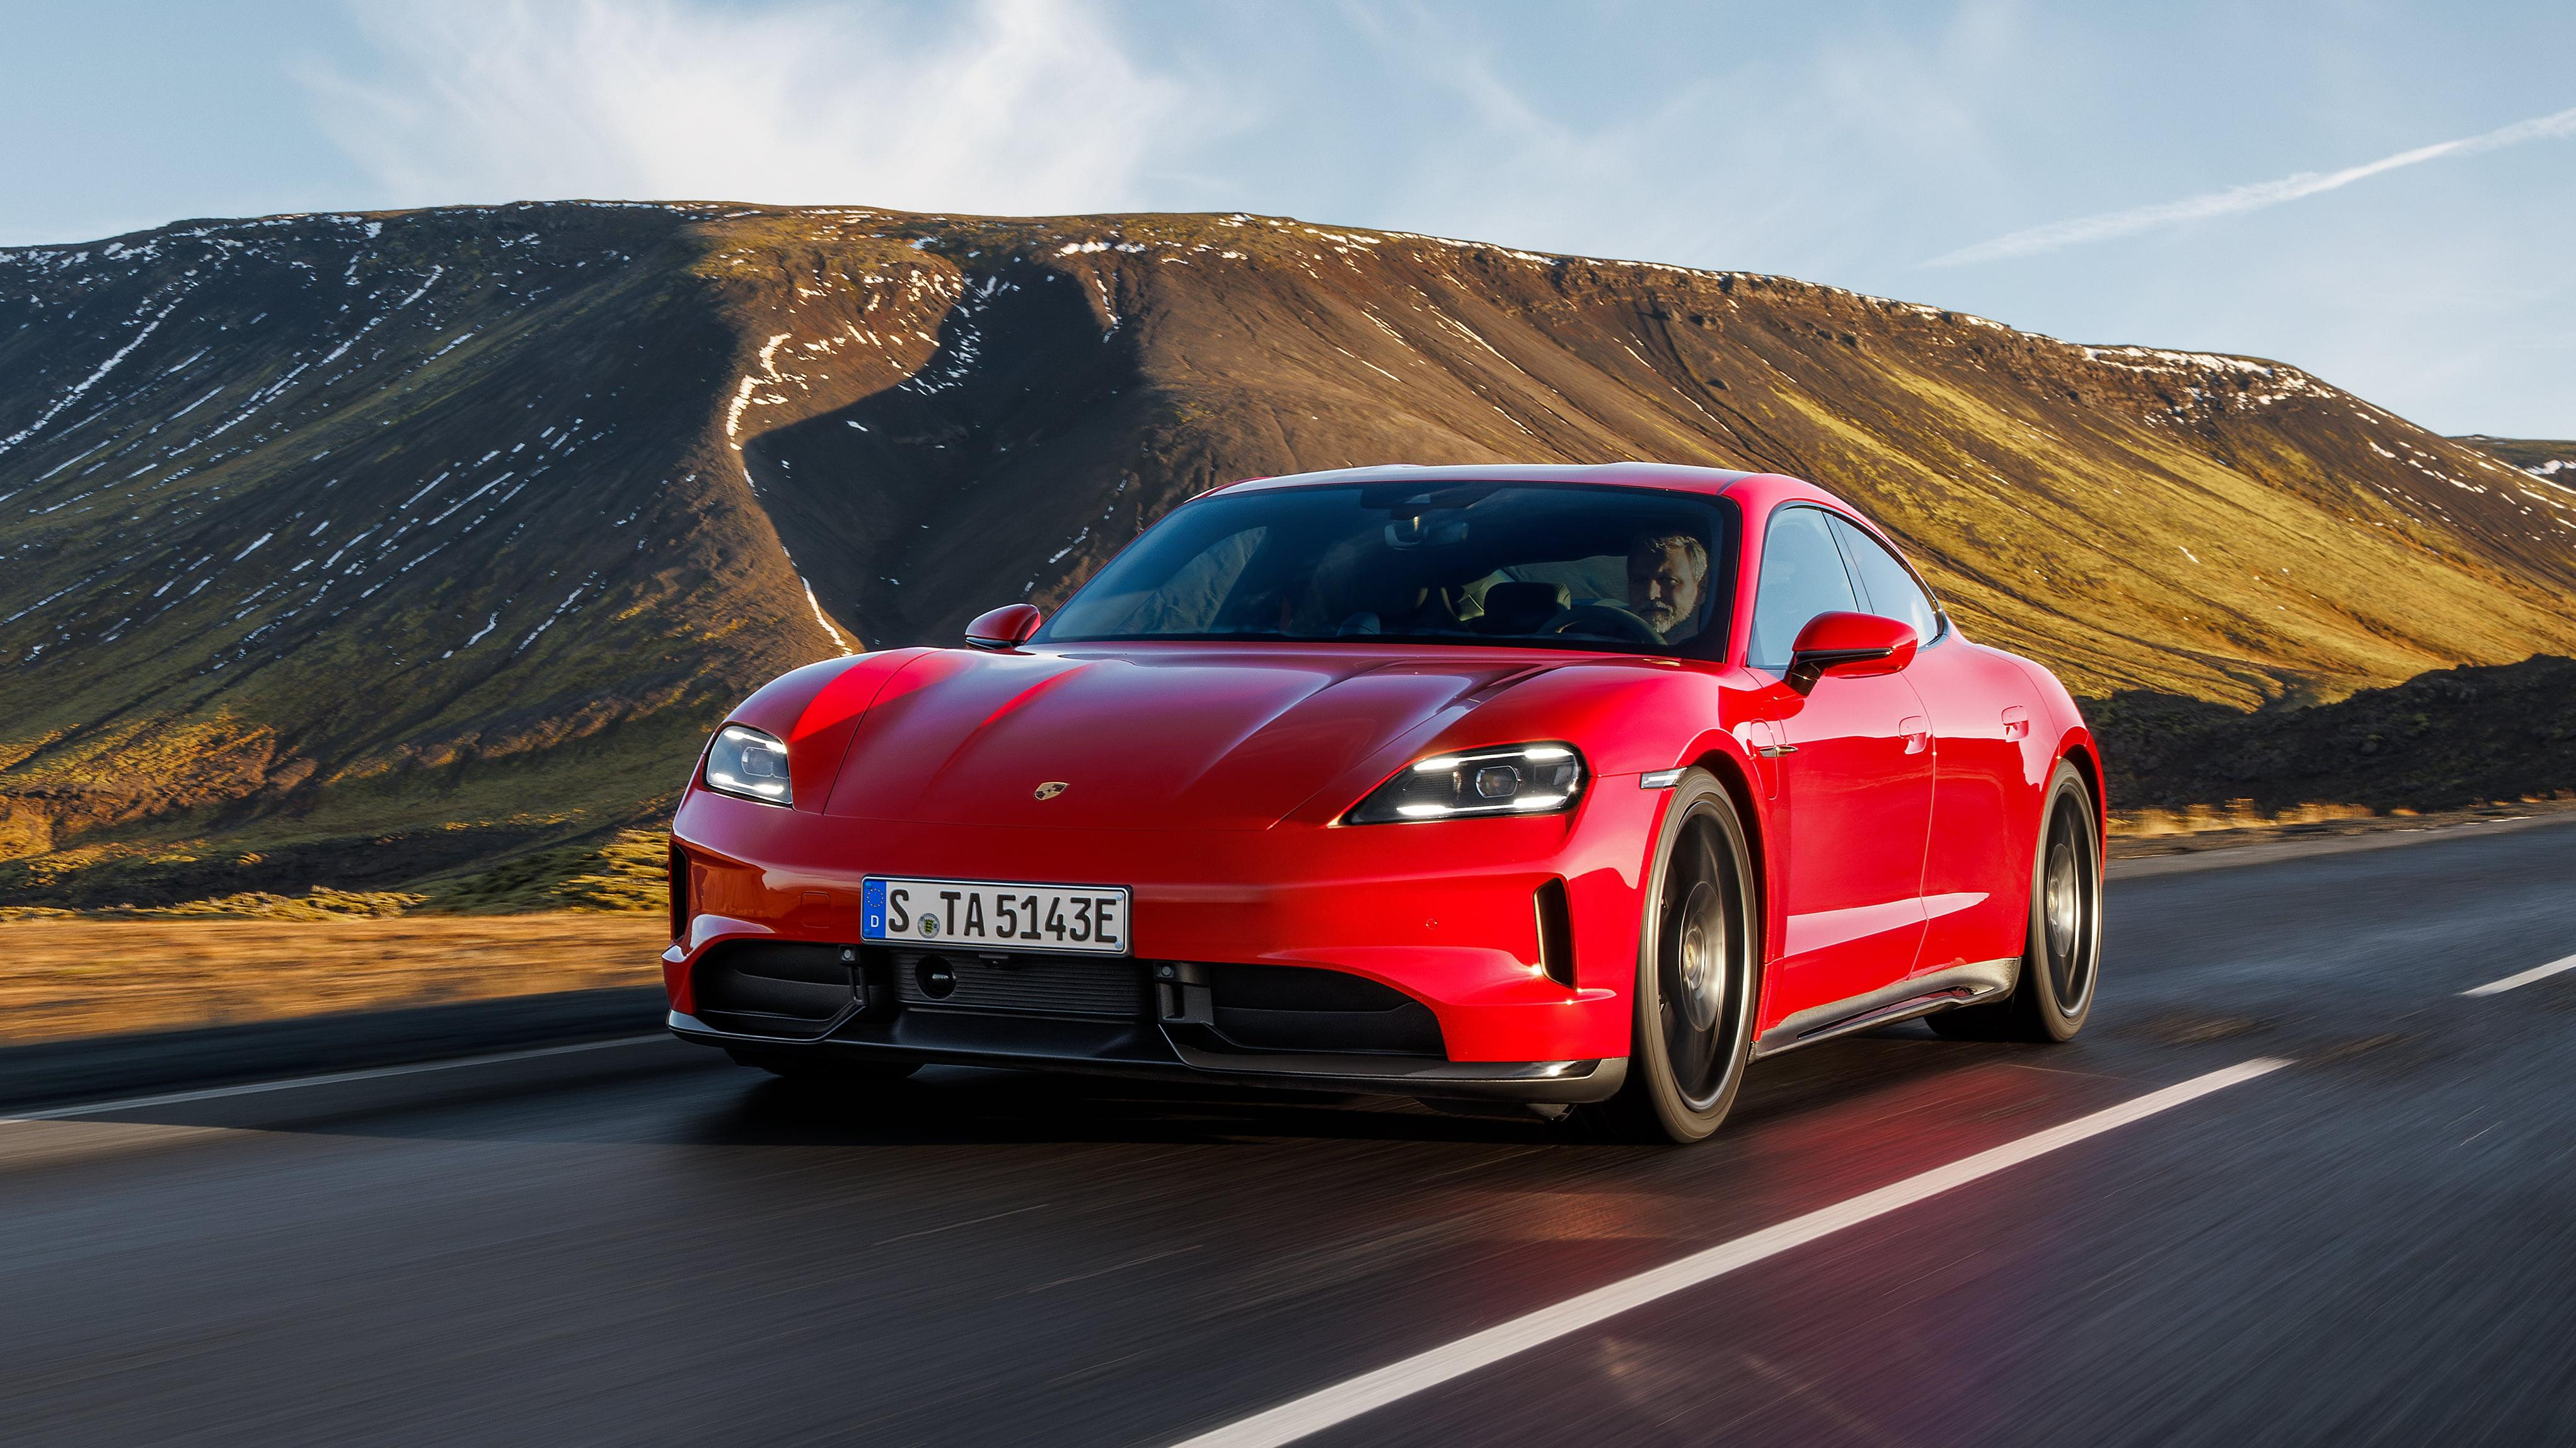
[702,724,792,806]
[1346,742,1586,824]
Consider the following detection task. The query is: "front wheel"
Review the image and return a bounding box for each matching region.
[1593,769,1760,1144]
[1930,759,2101,1042]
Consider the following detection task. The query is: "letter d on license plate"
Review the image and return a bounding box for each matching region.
[861,878,1131,956]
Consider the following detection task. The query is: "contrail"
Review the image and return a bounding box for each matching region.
[1927,103,2576,267]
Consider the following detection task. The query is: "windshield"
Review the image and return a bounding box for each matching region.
[1041,482,1735,655]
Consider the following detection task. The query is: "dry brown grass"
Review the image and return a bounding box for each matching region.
[2111,801,2379,837]
[0,913,667,1046]
[2107,796,2576,858]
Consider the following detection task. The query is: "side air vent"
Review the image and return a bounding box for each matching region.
[666,842,690,944]
[693,941,862,1040]
[1533,877,1576,988]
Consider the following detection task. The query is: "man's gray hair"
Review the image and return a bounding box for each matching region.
[1630,531,1708,573]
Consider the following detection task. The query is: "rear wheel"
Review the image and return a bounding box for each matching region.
[1594,769,1759,1144]
[1929,759,2101,1042]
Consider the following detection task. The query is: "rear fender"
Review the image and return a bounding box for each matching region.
[2059,731,2108,848]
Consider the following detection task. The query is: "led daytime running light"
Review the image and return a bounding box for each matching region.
[1349,742,1587,824]
[702,723,794,807]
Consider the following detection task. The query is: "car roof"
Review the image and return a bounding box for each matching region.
[1212,461,1760,498]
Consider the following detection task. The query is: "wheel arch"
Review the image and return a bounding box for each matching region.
[2057,734,2108,846]
[1680,747,1772,1021]
[1682,747,1769,917]
[1602,747,1768,1141]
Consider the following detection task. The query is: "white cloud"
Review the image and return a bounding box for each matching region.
[1929,101,2576,267]
[1296,2,2043,284]
[303,0,1189,214]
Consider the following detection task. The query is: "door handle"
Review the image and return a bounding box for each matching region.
[1740,719,1798,759]
[2001,706,2030,742]
[1900,716,1931,755]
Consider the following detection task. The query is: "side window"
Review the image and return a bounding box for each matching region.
[1748,507,1859,669]
[1828,517,1941,641]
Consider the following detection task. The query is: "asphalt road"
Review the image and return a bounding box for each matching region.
[8,819,2576,1447]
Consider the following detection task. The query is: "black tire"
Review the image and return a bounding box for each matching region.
[1592,768,1760,1144]
[727,1049,921,1084]
[1929,759,2101,1043]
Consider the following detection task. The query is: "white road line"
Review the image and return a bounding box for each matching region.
[1171,1055,2290,1448]
[2462,953,2576,997]
[6,1034,673,1122]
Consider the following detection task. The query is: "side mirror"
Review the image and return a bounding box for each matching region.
[1786,611,1919,694]
[964,603,1044,650]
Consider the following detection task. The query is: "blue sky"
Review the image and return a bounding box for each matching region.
[7,1,2571,435]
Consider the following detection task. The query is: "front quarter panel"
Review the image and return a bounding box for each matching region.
[1369,656,1793,1036]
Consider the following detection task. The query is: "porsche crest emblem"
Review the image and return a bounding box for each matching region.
[1033,781,1070,801]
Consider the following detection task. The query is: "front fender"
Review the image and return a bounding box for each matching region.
[715,648,938,812]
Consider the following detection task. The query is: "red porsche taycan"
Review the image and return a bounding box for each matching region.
[663,464,2105,1141]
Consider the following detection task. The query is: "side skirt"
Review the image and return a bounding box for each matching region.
[1749,958,2019,1059]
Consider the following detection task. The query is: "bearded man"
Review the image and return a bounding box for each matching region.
[1627,531,1709,643]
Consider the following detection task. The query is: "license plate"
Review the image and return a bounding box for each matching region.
[860,878,1131,956]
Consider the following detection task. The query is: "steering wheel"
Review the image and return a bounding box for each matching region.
[1540,604,1663,645]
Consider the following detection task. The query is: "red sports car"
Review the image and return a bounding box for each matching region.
[664,464,2104,1141]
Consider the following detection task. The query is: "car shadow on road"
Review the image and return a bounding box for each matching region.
[223,1025,2030,1152]
[710,1072,1564,1146]
[620,1026,2035,1150]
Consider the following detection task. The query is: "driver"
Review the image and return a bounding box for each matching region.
[1627,531,1709,642]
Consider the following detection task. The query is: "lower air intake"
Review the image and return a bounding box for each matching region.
[693,942,861,1040]
[1207,963,1444,1056]
[891,950,1148,1020]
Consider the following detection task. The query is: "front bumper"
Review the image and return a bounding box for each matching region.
[662,776,1665,1098]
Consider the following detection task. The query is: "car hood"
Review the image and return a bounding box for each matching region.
[819,645,1561,829]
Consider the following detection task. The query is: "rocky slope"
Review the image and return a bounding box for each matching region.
[4,203,2573,906]
[2460,434,2576,483]
[2095,654,2576,819]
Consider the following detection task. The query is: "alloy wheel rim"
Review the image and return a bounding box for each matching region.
[2045,841,2079,958]
[1677,880,1724,1033]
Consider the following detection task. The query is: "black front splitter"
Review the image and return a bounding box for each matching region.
[666,1011,1626,1105]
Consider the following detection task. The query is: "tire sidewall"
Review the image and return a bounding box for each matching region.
[1627,769,1760,1142]
[2019,761,2101,1040]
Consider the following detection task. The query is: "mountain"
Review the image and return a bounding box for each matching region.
[2458,435,2576,482]
[4,202,2573,908]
